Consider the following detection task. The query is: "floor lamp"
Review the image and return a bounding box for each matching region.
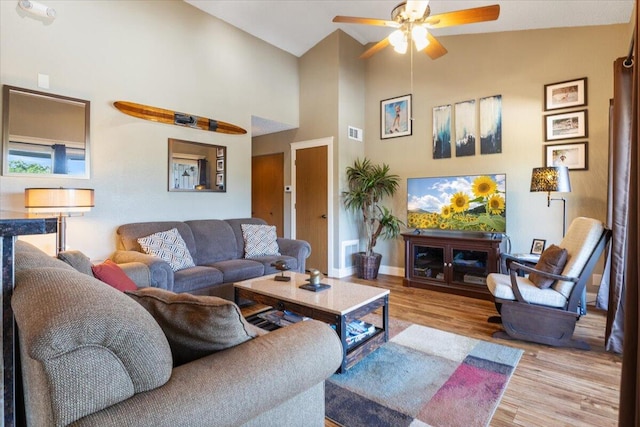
[530,166,572,236]
[24,188,95,254]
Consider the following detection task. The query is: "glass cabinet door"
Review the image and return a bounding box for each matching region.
[412,245,445,282]
[451,249,489,286]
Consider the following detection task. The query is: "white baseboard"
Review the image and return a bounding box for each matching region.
[332,264,404,278]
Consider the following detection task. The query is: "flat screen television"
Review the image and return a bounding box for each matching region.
[407,173,506,233]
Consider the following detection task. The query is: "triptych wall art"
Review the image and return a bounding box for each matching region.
[431,95,502,160]
[542,77,588,170]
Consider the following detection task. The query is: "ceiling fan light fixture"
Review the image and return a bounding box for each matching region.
[388,29,405,47]
[393,40,408,54]
[411,25,430,51]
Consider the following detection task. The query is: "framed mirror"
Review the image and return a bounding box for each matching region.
[168,138,226,192]
[2,85,90,178]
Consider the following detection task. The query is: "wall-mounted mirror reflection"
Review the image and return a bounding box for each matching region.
[168,138,226,192]
[2,85,90,178]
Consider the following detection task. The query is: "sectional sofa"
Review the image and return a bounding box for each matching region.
[110,217,311,300]
[12,240,342,426]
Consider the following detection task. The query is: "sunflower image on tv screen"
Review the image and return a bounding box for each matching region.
[407,174,506,232]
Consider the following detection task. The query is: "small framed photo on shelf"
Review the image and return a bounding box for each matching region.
[531,239,546,255]
[381,94,412,139]
[545,141,588,170]
[544,77,587,111]
[544,109,588,141]
[216,159,224,171]
[216,147,225,158]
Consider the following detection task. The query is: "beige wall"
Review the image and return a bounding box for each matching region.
[0,0,299,259]
[253,30,366,273]
[254,24,627,276]
[363,25,627,268]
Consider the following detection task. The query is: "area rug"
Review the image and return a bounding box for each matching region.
[325,322,523,427]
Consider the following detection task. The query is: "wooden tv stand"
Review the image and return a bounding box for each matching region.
[402,231,506,301]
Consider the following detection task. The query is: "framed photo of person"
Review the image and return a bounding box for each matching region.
[381,94,412,139]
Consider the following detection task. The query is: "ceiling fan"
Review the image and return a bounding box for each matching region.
[333,1,500,59]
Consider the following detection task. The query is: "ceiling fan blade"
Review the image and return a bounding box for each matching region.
[424,33,448,59]
[333,16,398,27]
[426,5,500,29]
[360,38,390,59]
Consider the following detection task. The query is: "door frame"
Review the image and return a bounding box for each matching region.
[290,137,335,277]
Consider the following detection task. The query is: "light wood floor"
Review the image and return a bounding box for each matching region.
[323,274,621,427]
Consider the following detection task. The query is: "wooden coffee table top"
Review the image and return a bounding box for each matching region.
[234,272,389,316]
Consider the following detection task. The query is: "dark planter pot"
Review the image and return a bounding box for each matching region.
[354,252,382,280]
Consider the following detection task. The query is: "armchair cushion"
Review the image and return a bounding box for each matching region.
[529,244,568,289]
[92,260,138,292]
[137,228,196,272]
[126,288,258,366]
[241,224,280,258]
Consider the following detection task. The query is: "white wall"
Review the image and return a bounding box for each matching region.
[0,0,299,259]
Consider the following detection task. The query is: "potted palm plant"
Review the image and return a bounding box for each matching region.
[343,158,403,279]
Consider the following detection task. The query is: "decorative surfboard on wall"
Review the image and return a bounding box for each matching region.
[113,101,247,135]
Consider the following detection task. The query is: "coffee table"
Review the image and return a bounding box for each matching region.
[234,272,389,373]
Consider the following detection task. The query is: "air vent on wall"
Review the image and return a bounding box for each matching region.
[348,126,363,142]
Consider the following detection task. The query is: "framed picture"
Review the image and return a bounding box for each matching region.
[545,141,588,170]
[544,77,587,111]
[432,104,451,159]
[455,99,476,157]
[216,173,224,186]
[216,159,224,171]
[381,94,412,139]
[480,94,502,154]
[544,109,588,141]
[216,147,224,158]
[531,239,546,255]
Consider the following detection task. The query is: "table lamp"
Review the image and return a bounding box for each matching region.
[25,187,94,254]
[530,166,571,236]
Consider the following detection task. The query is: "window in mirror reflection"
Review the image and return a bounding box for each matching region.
[2,85,90,178]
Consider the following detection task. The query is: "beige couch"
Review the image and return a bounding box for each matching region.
[12,241,342,426]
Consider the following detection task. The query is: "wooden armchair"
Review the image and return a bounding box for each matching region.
[486,217,611,349]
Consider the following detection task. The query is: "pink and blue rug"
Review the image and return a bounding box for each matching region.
[325,322,523,427]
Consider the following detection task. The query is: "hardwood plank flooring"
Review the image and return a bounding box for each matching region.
[323,274,621,427]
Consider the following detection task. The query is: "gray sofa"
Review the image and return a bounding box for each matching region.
[111,218,311,300]
[12,240,342,426]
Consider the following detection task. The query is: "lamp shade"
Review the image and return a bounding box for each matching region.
[25,188,94,213]
[530,167,571,193]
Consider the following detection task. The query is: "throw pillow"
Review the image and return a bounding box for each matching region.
[91,260,138,292]
[241,224,280,258]
[137,228,196,272]
[528,244,569,289]
[126,288,258,366]
[57,250,94,276]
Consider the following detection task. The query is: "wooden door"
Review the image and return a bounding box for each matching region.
[295,145,328,273]
[251,153,284,236]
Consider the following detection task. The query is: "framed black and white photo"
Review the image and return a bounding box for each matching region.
[545,141,588,170]
[544,77,587,111]
[531,239,546,255]
[381,94,411,139]
[544,109,588,141]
